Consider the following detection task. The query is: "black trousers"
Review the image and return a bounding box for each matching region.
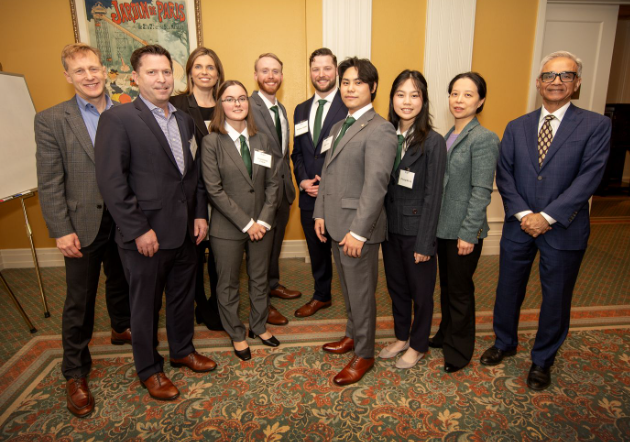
[194,239,222,328]
[433,238,483,367]
[382,234,436,353]
[300,209,333,302]
[61,210,130,379]
[119,237,197,381]
[268,194,291,292]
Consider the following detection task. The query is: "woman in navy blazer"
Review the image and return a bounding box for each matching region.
[429,72,500,373]
[379,70,447,369]
[170,47,225,331]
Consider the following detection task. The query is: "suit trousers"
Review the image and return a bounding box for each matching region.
[268,194,291,291]
[493,235,585,368]
[194,240,221,327]
[300,209,333,302]
[434,238,483,367]
[332,241,380,359]
[382,234,436,353]
[119,237,196,381]
[211,233,273,342]
[61,210,130,379]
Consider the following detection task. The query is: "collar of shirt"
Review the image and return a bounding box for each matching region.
[396,128,410,158]
[258,92,278,109]
[315,88,337,105]
[225,122,249,148]
[347,103,373,121]
[76,94,113,114]
[539,101,570,133]
[139,94,177,117]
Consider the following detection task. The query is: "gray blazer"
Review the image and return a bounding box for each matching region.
[436,117,500,243]
[313,108,397,243]
[249,91,296,204]
[385,129,447,256]
[35,97,109,247]
[201,131,280,240]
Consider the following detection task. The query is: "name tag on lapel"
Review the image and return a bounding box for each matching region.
[189,138,198,160]
[295,120,309,136]
[398,170,415,189]
[253,151,272,168]
[320,135,333,153]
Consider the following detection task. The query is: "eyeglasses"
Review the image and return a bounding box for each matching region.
[540,71,578,83]
[222,96,248,104]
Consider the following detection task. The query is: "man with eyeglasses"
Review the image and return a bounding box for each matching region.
[480,51,611,390]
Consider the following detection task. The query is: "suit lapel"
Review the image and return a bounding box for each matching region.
[252,91,281,147]
[65,98,95,163]
[317,92,346,152]
[222,133,254,186]
[186,94,210,137]
[299,96,316,151]
[328,109,375,163]
[175,111,192,175]
[134,98,180,172]
[540,104,579,170]
[525,108,542,171]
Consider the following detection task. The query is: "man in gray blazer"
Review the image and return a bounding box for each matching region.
[250,53,300,326]
[314,57,397,385]
[35,43,131,418]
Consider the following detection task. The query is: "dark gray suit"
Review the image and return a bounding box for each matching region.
[250,91,295,291]
[201,131,280,340]
[314,108,397,358]
[35,96,130,380]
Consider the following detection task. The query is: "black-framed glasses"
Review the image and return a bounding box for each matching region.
[222,96,248,104]
[540,71,578,83]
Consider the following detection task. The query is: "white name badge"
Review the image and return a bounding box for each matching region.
[253,151,272,168]
[295,120,309,136]
[189,138,198,160]
[398,170,415,189]
[320,135,333,153]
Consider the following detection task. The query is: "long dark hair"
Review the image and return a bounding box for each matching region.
[209,80,258,136]
[179,47,225,100]
[388,70,433,153]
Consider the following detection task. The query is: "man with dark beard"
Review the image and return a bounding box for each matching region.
[249,53,301,326]
[291,48,347,318]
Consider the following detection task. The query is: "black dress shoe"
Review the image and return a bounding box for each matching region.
[234,347,252,361]
[527,363,551,391]
[480,346,517,366]
[248,329,280,347]
[428,338,443,349]
[444,362,464,373]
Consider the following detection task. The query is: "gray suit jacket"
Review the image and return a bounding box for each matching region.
[435,117,500,243]
[201,131,280,240]
[313,108,397,243]
[249,91,296,204]
[35,97,109,247]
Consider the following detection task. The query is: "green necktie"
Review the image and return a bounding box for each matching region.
[240,135,252,178]
[332,116,356,155]
[270,105,282,147]
[313,99,327,146]
[393,134,404,171]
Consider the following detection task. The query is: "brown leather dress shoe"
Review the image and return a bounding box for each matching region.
[333,356,375,386]
[141,372,179,401]
[171,351,217,373]
[295,298,332,318]
[111,328,132,345]
[270,285,302,299]
[322,336,354,354]
[267,305,289,325]
[66,377,94,418]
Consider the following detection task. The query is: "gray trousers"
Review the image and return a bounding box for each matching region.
[268,194,291,291]
[331,241,380,359]
[211,233,273,341]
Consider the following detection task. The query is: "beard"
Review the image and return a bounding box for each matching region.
[258,78,282,96]
[312,77,336,94]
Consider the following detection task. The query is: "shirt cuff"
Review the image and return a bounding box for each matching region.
[515,210,533,221]
[242,219,254,233]
[257,220,271,231]
[350,231,367,242]
[540,212,556,225]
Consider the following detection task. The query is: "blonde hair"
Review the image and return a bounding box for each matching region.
[61,43,102,70]
[254,53,283,72]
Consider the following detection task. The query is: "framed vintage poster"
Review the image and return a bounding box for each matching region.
[70,0,202,102]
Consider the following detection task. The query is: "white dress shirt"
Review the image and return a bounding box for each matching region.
[258,92,288,155]
[308,89,338,140]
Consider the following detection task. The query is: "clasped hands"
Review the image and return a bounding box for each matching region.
[521,213,551,237]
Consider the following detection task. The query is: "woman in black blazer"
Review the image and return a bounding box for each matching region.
[379,70,447,369]
[170,47,225,331]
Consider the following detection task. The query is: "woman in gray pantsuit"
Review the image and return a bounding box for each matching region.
[429,72,500,372]
[201,80,281,361]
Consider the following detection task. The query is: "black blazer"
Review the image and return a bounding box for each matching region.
[385,129,447,256]
[291,91,347,211]
[95,98,208,250]
[169,93,214,147]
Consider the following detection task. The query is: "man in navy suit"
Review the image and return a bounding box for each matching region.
[480,51,611,390]
[291,48,347,318]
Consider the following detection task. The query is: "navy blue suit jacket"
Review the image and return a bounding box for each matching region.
[291,91,347,211]
[496,104,611,251]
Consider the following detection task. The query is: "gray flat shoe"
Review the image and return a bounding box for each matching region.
[395,351,426,369]
[378,340,410,359]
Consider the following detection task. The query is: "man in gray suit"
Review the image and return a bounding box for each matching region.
[314,57,397,385]
[35,43,131,418]
[249,53,301,326]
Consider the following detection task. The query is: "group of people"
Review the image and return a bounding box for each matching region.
[35,42,610,418]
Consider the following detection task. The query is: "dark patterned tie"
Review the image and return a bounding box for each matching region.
[313,99,327,146]
[270,105,283,147]
[393,134,404,171]
[332,116,356,155]
[240,135,252,178]
[538,115,555,167]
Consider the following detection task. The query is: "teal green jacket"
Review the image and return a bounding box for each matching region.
[436,117,500,244]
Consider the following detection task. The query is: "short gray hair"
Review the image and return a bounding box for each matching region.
[539,50,582,77]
